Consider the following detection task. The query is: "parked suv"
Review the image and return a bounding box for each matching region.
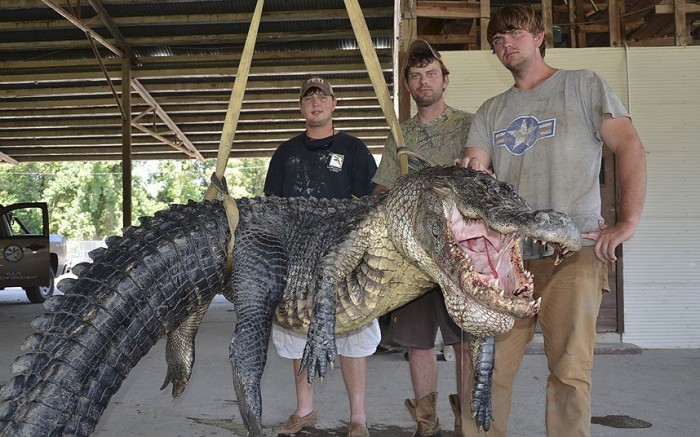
[0,202,69,303]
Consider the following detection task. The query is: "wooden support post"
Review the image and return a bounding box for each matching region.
[345,0,408,174]
[121,57,132,229]
[674,0,688,46]
[577,0,587,47]
[609,0,622,47]
[541,0,554,48]
[398,0,417,124]
[480,0,491,50]
[568,0,577,48]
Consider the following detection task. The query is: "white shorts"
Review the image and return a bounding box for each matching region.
[272,319,381,359]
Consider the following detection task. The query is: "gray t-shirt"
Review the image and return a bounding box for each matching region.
[373,106,473,187]
[466,69,629,249]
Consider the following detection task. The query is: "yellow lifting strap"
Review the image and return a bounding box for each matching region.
[343,0,409,175]
[204,0,265,275]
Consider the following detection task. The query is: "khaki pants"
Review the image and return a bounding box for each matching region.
[462,246,608,437]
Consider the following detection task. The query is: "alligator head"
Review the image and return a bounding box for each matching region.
[385,165,581,336]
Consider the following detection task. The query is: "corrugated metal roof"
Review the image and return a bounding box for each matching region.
[0,0,395,162]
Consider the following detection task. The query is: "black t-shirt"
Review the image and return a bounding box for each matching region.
[264,131,377,199]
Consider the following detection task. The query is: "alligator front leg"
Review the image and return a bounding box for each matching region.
[300,274,338,382]
[229,227,287,436]
[470,335,495,431]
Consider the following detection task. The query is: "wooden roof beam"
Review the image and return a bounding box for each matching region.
[40,0,124,57]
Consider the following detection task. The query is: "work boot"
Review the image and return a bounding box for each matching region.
[405,392,442,436]
[449,394,462,436]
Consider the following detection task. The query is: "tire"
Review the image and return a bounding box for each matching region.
[24,268,55,304]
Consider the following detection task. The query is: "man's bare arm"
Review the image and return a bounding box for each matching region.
[582,115,647,262]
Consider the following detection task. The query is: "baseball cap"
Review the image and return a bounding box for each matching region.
[300,77,334,98]
[403,39,449,76]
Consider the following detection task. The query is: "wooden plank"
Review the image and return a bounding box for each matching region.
[578,23,609,33]
[415,1,481,19]
[655,3,700,13]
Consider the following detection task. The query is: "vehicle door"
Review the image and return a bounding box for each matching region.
[0,203,51,288]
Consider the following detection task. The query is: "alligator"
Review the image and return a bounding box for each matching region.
[0,165,580,436]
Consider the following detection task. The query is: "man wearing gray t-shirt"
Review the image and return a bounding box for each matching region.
[460,5,646,437]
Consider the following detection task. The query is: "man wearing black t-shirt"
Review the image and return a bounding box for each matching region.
[264,77,379,437]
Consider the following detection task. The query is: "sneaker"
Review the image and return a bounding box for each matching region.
[275,411,317,435]
[347,422,370,437]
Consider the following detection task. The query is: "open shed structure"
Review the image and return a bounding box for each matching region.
[1,1,699,344]
[1,0,697,165]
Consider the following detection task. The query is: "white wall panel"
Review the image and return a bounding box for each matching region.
[438,46,700,348]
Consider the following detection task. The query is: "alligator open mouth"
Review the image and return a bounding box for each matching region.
[448,209,539,319]
[447,204,580,324]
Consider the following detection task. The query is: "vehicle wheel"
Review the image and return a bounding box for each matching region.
[24,268,55,304]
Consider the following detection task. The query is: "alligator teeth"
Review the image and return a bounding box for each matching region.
[555,252,563,265]
[528,297,541,312]
[499,290,505,298]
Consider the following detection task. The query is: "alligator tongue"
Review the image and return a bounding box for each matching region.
[467,237,499,279]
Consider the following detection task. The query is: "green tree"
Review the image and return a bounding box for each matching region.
[0,162,53,205]
[0,157,270,241]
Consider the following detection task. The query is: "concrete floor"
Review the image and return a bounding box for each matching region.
[1,289,699,436]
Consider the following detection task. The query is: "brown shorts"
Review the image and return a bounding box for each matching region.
[388,287,468,349]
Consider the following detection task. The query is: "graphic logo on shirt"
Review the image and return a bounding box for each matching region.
[493,116,556,155]
[328,153,344,172]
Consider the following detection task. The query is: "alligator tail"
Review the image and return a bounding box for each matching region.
[0,200,230,436]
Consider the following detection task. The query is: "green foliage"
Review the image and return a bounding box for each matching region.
[0,157,270,240]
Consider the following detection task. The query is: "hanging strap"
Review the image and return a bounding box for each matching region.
[204,0,265,274]
[343,0,409,175]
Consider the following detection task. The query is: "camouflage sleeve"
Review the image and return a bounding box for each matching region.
[372,131,401,188]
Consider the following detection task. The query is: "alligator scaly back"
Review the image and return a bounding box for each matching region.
[0,200,230,436]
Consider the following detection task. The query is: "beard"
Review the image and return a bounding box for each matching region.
[411,87,443,107]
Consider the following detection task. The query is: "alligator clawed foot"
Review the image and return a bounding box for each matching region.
[160,364,191,399]
[470,396,493,432]
[300,337,336,384]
